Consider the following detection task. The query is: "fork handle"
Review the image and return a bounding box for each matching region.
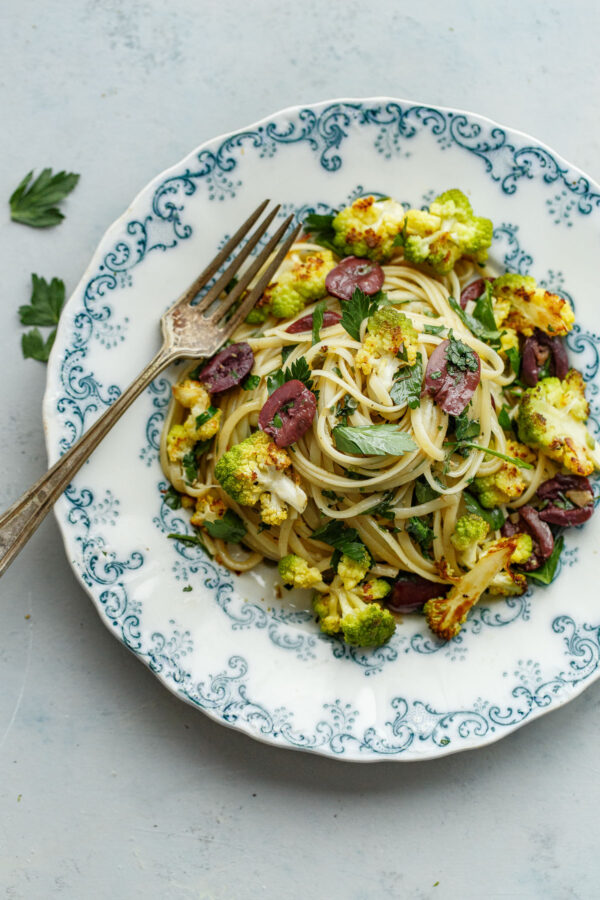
[0,346,176,578]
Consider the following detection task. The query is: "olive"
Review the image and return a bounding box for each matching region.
[387,573,449,613]
[459,277,494,309]
[521,329,568,387]
[258,380,317,447]
[286,310,342,333]
[197,342,254,394]
[424,339,481,415]
[325,256,384,302]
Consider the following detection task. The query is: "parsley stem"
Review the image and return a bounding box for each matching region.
[443,441,534,470]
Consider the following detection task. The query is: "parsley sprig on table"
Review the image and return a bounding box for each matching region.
[19,274,66,362]
[10,168,79,228]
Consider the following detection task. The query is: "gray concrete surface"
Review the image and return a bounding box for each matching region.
[1,2,599,897]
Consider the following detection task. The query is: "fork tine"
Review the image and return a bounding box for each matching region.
[208,214,295,326]
[220,220,303,334]
[192,203,281,315]
[169,198,271,310]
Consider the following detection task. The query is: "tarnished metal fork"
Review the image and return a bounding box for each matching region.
[0,200,301,576]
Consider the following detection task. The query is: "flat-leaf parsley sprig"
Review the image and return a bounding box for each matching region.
[9,168,80,228]
[19,274,66,362]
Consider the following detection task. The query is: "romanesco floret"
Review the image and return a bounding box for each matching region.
[278,554,322,589]
[471,439,537,508]
[312,578,395,647]
[331,196,406,262]
[355,307,419,395]
[399,189,493,275]
[166,379,222,463]
[483,534,532,596]
[251,250,336,322]
[424,537,519,640]
[214,431,307,525]
[517,369,600,476]
[190,491,227,528]
[337,549,371,589]
[492,273,574,338]
[450,514,490,552]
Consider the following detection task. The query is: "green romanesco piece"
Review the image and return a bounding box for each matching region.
[471,439,537,508]
[251,250,336,321]
[450,514,489,551]
[214,431,307,525]
[399,188,493,275]
[278,554,322,589]
[491,273,574,338]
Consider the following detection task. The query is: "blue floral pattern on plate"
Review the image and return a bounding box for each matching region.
[44,99,600,760]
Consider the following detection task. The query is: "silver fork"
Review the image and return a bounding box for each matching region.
[0,200,301,577]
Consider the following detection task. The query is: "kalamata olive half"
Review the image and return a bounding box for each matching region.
[285,310,342,334]
[425,339,481,415]
[521,329,569,387]
[539,504,594,526]
[536,473,595,526]
[387,573,449,613]
[537,473,592,500]
[325,256,385,302]
[503,505,554,570]
[258,380,317,447]
[459,277,494,310]
[198,342,254,394]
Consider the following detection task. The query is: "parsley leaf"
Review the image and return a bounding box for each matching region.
[365,490,396,520]
[523,535,564,585]
[333,424,417,456]
[448,294,500,347]
[312,300,326,346]
[414,479,440,504]
[452,412,481,442]
[506,347,521,377]
[267,369,285,395]
[463,491,505,530]
[162,486,182,510]
[167,532,212,557]
[182,440,211,483]
[340,287,383,341]
[423,323,446,335]
[303,212,339,253]
[10,168,80,227]
[498,405,512,431]
[195,406,218,428]
[445,332,479,374]
[202,509,247,543]
[282,343,297,364]
[242,374,260,391]
[335,394,358,425]
[286,357,315,392]
[19,274,65,326]
[390,359,423,409]
[311,519,369,562]
[22,328,56,362]
[406,516,434,555]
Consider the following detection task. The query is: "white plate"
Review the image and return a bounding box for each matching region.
[44,98,600,761]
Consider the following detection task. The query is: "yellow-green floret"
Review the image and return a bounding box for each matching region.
[492,273,574,338]
[214,431,307,525]
[517,369,600,477]
[355,308,419,395]
[450,514,489,552]
[336,549,371,589]
[331,195,406,262]
[250,250,336,322]
[278,554,322,589]
[190,491,227,528]
[312,578,395,647]
[399,189,493,275]
[424,537,519,640]
[166,379,222,464]
[471,439,537,508]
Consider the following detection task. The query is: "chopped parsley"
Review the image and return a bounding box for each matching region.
[311,519,369,562]
[390,359,423,409]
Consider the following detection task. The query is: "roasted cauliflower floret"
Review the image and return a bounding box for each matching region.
[471,440,537,508]
[483,534,533,596]
[331,195,406,262]
[214,430,307,525]
[424,537,519,640]
[166,379,222,464]
[398,189,493,275]
[190,491,227,528]
[278,554,322,589]
[249,250,336,322]
[355,307,419,395]
[492,274,574,338]
[517,369,600,476]
[312,578,394,647]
